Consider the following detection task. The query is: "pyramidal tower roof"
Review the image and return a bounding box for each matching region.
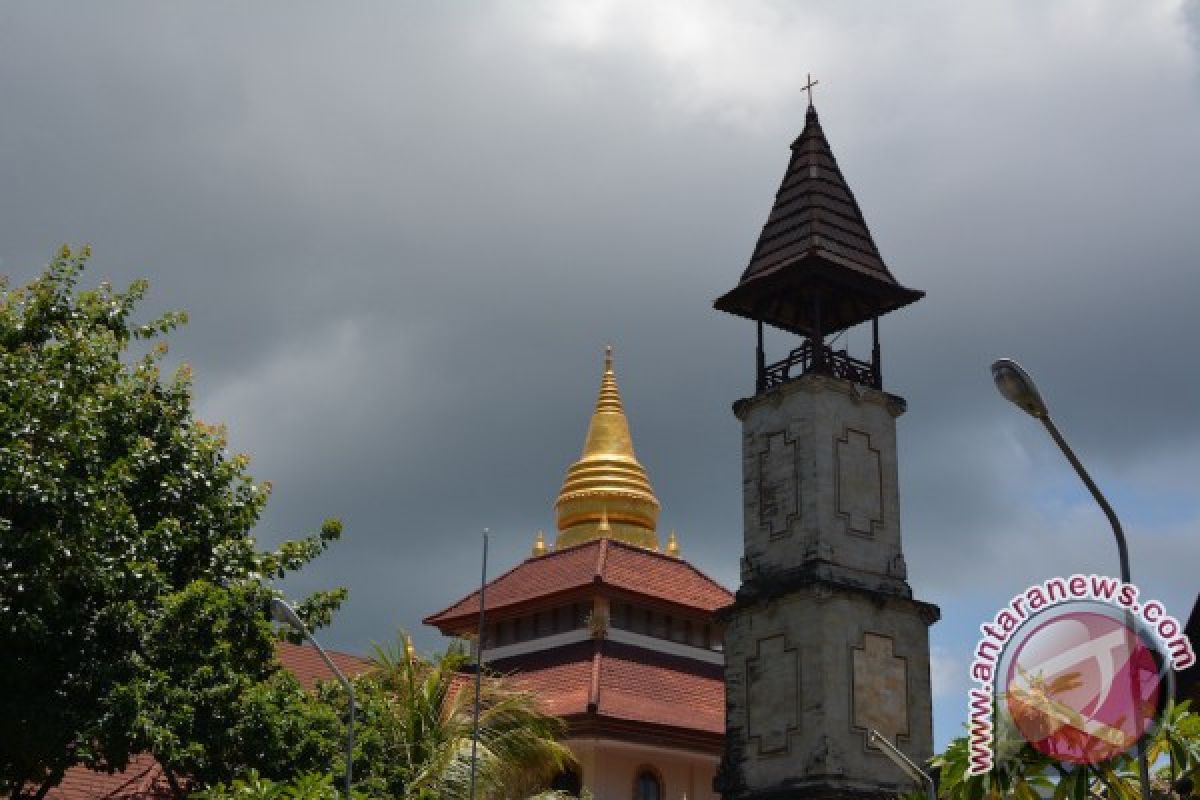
[715,104,923,336]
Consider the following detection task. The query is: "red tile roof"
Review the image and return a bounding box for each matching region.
[42,642,371,800]
[275,640,373,689]
[43,754,175,800]
[500,644,596,718]
[494,640,725,738]
[424,538,732,628]
[596,643,724,734]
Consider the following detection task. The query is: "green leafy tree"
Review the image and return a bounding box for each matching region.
[136,581,347,793]
[196,636,580,800]
[1146,701,1200,798]
[0,249,345,799]
[192,770,360,800]
[932,701,1200,800]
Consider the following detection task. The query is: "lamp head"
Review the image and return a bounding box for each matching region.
[991,358,1049,419]
[270,597,305,633]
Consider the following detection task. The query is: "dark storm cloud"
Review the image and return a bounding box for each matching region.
[2,3,1197,743]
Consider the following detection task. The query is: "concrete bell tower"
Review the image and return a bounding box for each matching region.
[713,100,940,800]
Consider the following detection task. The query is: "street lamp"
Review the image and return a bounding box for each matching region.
[990,358,1151,800]
[271,598,355,800]
[869,729,935,800]
[989,359,1130,579]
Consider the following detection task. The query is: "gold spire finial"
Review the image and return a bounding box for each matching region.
[532,530,547,557]
[554,347,660,551]
[666,530,680,557]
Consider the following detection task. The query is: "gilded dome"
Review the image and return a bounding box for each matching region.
[554,347,660,551]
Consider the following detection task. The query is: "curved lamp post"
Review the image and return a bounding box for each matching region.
[271,598,355,800]
[869,729,935,800]
[990,358,1150,800]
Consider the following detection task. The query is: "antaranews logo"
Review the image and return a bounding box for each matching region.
[967,575,1195,775]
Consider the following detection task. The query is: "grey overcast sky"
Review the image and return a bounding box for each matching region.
[2,1,1198,748]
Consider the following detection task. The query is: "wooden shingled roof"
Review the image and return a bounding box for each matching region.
[715,104,923,336]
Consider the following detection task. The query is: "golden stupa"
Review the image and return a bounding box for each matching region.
[554,347,661,551]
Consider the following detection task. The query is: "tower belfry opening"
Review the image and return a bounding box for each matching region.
[714,102,924,393]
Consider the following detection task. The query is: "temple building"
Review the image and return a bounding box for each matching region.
[424,347,733,800]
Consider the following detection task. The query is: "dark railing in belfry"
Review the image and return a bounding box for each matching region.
[759,340,880,391]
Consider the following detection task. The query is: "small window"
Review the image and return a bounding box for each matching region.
[614,602,630,629]
[634,768,662,800]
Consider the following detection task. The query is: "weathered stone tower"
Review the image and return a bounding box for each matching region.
[713,101,940,800]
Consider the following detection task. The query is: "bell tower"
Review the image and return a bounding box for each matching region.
[714,100,940,800]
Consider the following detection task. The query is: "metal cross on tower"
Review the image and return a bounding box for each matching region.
[801,73,819,107]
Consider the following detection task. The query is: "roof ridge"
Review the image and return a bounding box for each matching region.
[81,754,163,798]
[133,758,167,795]
[595,537,610,580]
[602,538,734,598]
[421,540,602,624]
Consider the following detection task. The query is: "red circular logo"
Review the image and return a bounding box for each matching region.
[1003,608,1163,764]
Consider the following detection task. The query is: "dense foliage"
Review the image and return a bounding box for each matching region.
[354,637,576,799]
[0,250,345,798]
[932,701,1200,800]
[197,636,579,800]
[192,770,354,800]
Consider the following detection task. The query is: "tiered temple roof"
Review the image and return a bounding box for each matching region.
[425,349,733,752]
